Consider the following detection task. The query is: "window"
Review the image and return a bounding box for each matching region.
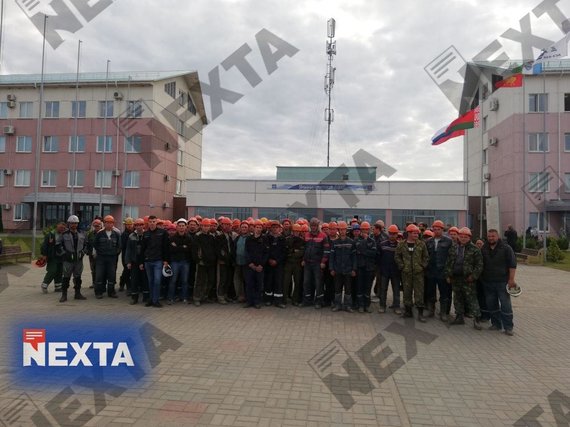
[45,101,60,118]
[16,136,32,152]
[97,136,112,153]
[43,136,59,153]
[176,119,184,135]
[124,206,139,219]
[176,179,183,195]
[14,204,31,221]
[125,136,141,153]
[529,93,548,112]
[0,102,7,118]
[67,170,85,187]
[165,81,176,98]
[15,170,31,187]
[482,116,487,133]
[178,90,186,106]
[69,136,86,152]
[177,150,183,165]
[565,173,570,193]
[127,100,142,118]
[565,133,570,152]
[41,170,57,187]
[528,172,551,192]
[564,93,570,112]
[123,171,140,188]
[95,170,112,188]
[529,212,549,231]
[71,101,86,118]
[19,102,33,118]
[482,148,488,165]
[187,95,196,115]
[98,101,114,118]
[0,136,5,152]
[528,133,549,152]
[0,173,4,187]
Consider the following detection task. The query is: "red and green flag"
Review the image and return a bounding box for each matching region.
[495,73,523,89]
[431,106,480,146]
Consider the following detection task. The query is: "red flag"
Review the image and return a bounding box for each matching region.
[495,73,523,89]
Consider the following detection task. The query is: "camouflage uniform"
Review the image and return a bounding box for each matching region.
[445,242,483,317]
[395,240,429,309]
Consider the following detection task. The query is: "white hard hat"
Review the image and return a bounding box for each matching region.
[67,215,80,223]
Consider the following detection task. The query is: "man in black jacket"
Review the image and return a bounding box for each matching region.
[245,220,269,309]
[93,215,122,299]
[425,220,453,320]
[481,229,518,336]
[118,217,134,293]
[192,218,217,306]
[40,222,66,293]
[263,221,286,308]
[167,219,193,304]
[140,215,170,308]
[216,217,236,304]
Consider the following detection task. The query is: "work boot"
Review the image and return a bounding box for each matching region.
[473,318,482,330]
[450,314,465,325]
[41,283,48,293]
[59,290,67,303]
[74,290,86,300]
[130,294,139,305]
[54,283,62,293]
[402,305,413,318]
[440,301,449,322]
[427,302,435,318]
[417,308,427,323]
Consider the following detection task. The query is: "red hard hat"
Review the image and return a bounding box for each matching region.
[301,224,309,232]
[423,230,434,238]
[321,223,329,229]
[432,220,445,229]
[458,227,472,237]
[387,225,399,233]
[34,258,47,268]
[360,221,371,230]
[201,218,211,226]
[254,219,263,226]
[221,217,232,225]
[406,224,420,233]
[337,221,348,230]
[448,226,459,234]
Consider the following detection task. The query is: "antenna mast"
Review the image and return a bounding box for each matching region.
[324,18,336,167]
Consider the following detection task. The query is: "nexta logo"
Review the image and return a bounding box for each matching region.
[22,329,134,367]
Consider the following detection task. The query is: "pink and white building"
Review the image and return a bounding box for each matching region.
[464,61,570,237]
[0,71,207,231]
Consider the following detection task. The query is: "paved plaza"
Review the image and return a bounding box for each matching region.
[0,261,569,427]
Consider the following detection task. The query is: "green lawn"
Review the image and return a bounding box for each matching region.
[545,252,570,272]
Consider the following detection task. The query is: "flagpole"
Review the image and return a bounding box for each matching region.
[522,68,527,249]
[542,66,547,261]
[31,15,47,258]
[99,59,110,217]
[70,40,82,217]
[479,87,484,239]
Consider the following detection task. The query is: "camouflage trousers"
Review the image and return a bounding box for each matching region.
[402,272,424,308]
[452,277,481,317]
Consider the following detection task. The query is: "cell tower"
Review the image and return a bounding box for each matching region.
[324,18,336,167]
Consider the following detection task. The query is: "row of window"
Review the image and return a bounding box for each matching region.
[0,100,143,119]
[478,133,570,156]
[0,170,140,188]
[0,135,142,153]
[10,204,141,222]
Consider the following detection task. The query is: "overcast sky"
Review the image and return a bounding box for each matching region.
[1,0,567,180]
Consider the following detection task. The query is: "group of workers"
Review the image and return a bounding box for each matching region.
[38,214,518,335]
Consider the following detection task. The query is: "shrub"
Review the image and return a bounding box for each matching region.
[557,236,569,251]
[515,236,524,253]
[525,238,538,249]
[547,240,565,262]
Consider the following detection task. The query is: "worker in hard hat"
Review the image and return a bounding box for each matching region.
[378,225,402,314]
[354,221,377,313]
[445,227,483,330]
[328,221,356,312]
[395,224,429,322]
[92,215,122,299]
[55,215,89,303]
[425,220,454,321]
[283,223,306,306]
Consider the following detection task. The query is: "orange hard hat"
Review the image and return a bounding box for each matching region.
[195,215,203,221]
[254,219,263,226]
[432,220,445,229]
[292,224,302,232]
[282,218,292,225]
[104,215,115,223]
[210,218,218,225]
[387,225,399,233]
[301,224,309,232]
[337,221,348,230]
[221,217,232,225]
[458,227,472,237]
[406,224,420,233]
[423,229,434,238]
[360,221,371,230]
[188,217,198,224]
[34,258,47,268]
[321,223,329,229]
[329,221,338,229]
[448,226,459,234]
[201,218,211,226]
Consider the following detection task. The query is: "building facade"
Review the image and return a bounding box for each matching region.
[0,71,207,231]
[465,61,570,238]
[186,167,468,230]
